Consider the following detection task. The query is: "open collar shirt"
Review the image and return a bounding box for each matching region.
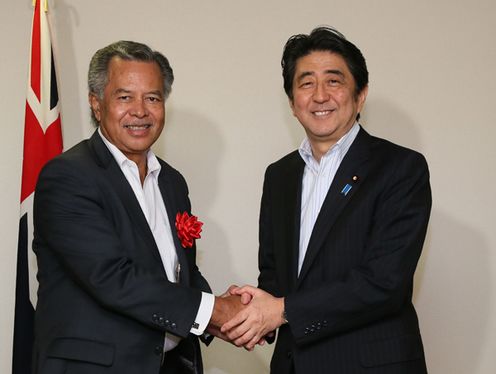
[297,122,360,274]
[98,129,213,352]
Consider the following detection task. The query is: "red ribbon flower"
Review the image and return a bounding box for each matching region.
[175,212,203,248]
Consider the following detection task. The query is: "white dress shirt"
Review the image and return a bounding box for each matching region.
[98,129,214,352]
[297,123,360,274]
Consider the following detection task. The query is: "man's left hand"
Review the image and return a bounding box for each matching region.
[220,286,285,351]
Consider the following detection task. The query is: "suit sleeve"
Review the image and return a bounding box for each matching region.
[34,157,202,339]
[262,152,432,346]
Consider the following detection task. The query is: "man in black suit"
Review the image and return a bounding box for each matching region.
[223,27,431,373]
[33,41,241,374]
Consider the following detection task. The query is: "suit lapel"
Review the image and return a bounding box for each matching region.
[157,168,191,286]
[89,131,164,265]
[281,154,305,292]
[296,128,372,287]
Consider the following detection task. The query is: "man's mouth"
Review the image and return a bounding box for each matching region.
[124,124,152,130]
[312,110,334,117]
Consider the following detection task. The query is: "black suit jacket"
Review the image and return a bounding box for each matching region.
[33,131,210,374]
[258,127,431,374]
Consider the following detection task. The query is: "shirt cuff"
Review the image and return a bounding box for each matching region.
[190,292,214,335]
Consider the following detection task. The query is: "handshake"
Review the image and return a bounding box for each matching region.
[207,285,286,351]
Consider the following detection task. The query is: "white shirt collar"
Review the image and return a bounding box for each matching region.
[97,127,161,176]
[298,122,360,168]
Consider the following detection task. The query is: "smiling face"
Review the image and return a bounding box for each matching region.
[89,57,166,165]
[290,50,367,159]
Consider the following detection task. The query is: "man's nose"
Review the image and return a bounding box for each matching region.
[130,99,148,117]
[313,83,330,103]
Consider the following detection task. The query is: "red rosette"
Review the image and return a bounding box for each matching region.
[175,211,203,248]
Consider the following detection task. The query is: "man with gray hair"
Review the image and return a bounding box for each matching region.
[33,40,241,374]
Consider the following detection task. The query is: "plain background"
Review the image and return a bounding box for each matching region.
[1,1,495,373]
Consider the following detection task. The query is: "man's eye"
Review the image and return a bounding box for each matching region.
[118,96,130,100]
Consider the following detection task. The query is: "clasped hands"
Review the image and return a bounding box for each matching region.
[207,285,285,351]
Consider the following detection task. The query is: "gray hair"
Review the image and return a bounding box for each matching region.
[88,40,174,126]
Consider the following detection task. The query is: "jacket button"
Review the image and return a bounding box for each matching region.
[152,314,159,323]
[154,345,163,356]
[171,322,177,329]
[159,317,164,325]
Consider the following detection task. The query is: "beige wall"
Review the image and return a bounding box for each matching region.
[1,0,495,373]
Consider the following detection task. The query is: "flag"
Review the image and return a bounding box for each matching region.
[12,1,63,373]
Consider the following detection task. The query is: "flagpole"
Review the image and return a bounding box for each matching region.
[31,1,49,12]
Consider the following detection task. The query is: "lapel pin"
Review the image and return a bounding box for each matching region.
[352,175,359,182]
[341,184,352,196]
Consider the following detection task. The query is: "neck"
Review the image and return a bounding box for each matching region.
[127,154,148,185]
[309,141,335,163]
[138,161,147,185]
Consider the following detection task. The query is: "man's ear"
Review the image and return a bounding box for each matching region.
[289,97,296,117]
[356,85,368,113]
[89,94,102,122]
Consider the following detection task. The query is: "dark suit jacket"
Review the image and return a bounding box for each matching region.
[258,127,431,374]
[33,131,210,374]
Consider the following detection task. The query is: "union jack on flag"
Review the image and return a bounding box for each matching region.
[12,1,63,373]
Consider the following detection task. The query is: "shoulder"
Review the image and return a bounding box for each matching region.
[156,157,188,187]
[34,139,104,207]
[361,129,429,170]
[265,150,303,176]
[39,139,94,179]
[360,131,430,196]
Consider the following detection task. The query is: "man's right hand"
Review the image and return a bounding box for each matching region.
[208,295,245,330]
[207,294,246,341]
[207,286,270,349]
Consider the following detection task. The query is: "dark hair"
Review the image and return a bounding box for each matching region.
[282,26,368,101]
[88,40,174,125]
